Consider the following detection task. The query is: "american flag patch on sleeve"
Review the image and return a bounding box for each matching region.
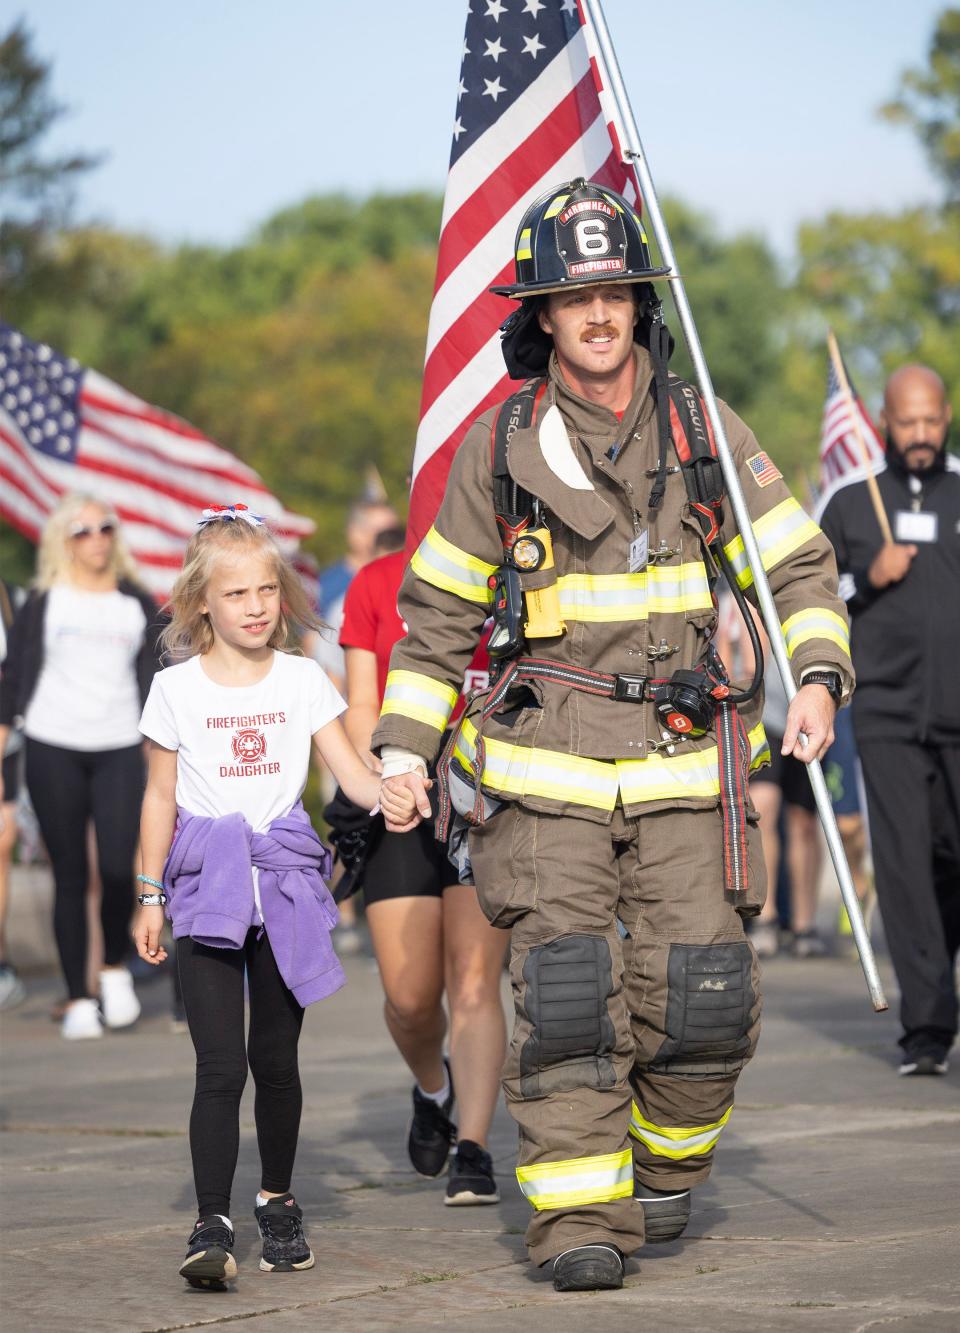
[746,451,782,487]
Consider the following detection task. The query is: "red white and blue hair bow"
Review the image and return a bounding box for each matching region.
[197,503,264,528]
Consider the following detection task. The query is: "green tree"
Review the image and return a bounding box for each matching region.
[0,19,100,293]
[881,7,960,203]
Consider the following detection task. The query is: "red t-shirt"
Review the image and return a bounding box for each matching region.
[339,551,490,720]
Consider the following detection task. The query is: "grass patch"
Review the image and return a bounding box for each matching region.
[406,1271,460,1284]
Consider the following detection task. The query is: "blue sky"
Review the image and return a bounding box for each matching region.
[22,0,945,254]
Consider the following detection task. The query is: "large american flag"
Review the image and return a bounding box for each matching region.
[0,322,314,599]
[819,351,885,488]
[407,0,641,548]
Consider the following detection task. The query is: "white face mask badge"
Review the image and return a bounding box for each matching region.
[538,404,594,491]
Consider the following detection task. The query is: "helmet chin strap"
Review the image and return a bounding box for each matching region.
[646,301,672,512]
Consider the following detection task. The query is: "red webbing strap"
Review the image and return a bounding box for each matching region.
[716,701,751,893]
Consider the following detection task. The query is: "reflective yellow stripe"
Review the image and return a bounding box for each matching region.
[516,227,532,261]
[516,1149,633,1211]
[381,671,459,732]
[617,722,769,806]
[629,1104,731,1160]
[410,526,496,605]
[455,719,769,810]
[648,563,713,615]
[555,565,713,623]
[781,607,850,659]
[455,718,620,810]
[543,192,570,219]
[723,499,821,590]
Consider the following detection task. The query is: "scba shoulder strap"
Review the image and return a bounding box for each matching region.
[490,377,546,552]
[664,375,724,547]
[490,374,724,548]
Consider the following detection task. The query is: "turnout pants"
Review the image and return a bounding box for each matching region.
[470,804,764,1266]
[857,740,960,1052]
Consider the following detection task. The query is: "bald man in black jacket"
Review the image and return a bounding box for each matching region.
[818,365,960,1076]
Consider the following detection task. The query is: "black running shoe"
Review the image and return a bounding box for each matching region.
[445,1139,499,1206]
[178,1217,237,1290]
[634,1179,691,1243]
[899,1044,949,1076]
[551,1243,624,1292]
[254,1193,315,1272]
[407,1061,456,1177]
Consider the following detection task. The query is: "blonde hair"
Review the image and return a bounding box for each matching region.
[161,518,321,660]
[35,492,143,591]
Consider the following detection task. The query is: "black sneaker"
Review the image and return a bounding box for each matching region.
[899,1044,949,1076]
[634,1179,691,1242]
[178,1217,237,1289]
[254,1193,315,1272]
[445,1139,499,1206]
[407,1061,456,1177]
[551,1243,624,1292]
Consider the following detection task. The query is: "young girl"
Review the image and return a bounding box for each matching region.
[133,506,412,1290]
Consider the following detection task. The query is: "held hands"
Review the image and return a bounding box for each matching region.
[381,771,433,833]
[132,905,168,965]
[781,683,838,764]
[869,542,916,589]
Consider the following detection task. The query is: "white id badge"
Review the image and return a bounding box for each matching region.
[894,510,938,543]
[629,530,649,572]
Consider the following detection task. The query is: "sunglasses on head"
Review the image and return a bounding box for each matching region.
[68,520,116,540]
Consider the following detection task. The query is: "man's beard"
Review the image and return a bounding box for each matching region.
[885,428,949,476]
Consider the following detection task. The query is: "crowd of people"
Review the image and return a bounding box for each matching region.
[0,176,956,1295]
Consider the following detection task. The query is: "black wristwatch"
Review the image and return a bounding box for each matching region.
[802,670,842,706]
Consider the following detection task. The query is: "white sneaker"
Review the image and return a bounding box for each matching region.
[99,967,141,1029]
[62,998,103,1041]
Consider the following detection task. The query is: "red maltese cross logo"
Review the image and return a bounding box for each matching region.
[232,729,266,763]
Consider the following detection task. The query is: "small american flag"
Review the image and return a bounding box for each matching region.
[820,352,884,488]
[746,451,781,488]
[407,0,640,549]
[0,322,313,599]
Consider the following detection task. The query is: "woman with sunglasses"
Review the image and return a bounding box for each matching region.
[0,494,163,1038]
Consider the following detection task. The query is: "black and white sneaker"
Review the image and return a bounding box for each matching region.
[254,1193,315,1272]
[634,1179,691,1243]
[445,1139,499,1206]
[551,1243,624,1292]
[178,1217,237,1290]
[899,1044,949,1076]
[407,1061,456,1177]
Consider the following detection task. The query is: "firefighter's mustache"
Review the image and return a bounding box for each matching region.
[580,326,619,343]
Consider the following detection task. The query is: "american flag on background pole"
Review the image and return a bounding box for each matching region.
[0,322,314,599]
[407,0,641,549]
[819,349,885,488]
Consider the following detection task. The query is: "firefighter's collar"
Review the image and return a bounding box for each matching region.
[504,383,615,540]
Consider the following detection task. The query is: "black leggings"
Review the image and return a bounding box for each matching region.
[177,929,305,1217]
[25,738,144,1000]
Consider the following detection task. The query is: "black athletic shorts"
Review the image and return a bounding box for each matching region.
[362,814,456,905]
[751,731,816,813]
[2,750,21,804]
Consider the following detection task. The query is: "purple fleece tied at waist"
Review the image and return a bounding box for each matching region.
[164,802,345,1006]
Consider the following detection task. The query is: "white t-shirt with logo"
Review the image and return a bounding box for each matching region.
[24,585,147,751]
[139,651,345,831]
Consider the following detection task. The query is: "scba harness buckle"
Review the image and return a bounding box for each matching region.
[612,673,648,703]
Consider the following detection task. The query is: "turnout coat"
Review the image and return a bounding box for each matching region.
[373,350,854,823]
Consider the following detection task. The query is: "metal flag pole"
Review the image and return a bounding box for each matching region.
[582,0,887,1013]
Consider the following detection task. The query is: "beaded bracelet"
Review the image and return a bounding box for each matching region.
[136,873,168,907]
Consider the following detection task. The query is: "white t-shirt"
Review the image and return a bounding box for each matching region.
[139,651,345,831]
[24,586,147,751]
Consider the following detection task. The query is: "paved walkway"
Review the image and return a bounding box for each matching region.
[2,937,959,1331]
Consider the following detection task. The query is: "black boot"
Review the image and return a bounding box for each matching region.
[634,1179,691,1243]
[551,1243,624,1292]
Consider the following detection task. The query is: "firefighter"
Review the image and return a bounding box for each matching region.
[376,179,854,1291]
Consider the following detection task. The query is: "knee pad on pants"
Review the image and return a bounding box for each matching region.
[518,933,617,1097]
[651,941,757,1075]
